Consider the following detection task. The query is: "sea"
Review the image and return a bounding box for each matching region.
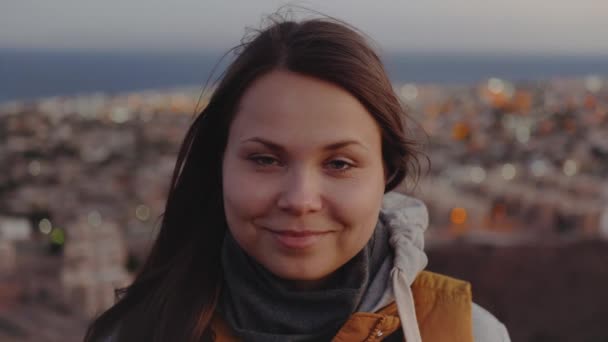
[1,49,608,103]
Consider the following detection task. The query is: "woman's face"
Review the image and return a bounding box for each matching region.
[222,70,386,289]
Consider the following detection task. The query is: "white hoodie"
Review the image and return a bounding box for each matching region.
[373,192,511,342]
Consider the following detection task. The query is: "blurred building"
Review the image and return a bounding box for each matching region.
[61,216,132,318]
[0,216,31,289]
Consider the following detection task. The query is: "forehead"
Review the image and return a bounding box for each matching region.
[230,70,381,148]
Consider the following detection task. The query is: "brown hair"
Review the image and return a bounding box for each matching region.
[85,16,421,342]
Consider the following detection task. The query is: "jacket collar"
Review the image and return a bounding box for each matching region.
[211,271,473,342]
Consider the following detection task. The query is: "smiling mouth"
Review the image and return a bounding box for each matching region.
[264,228,332,249]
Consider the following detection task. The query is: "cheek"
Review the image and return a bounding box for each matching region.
[223,159,250,222]
[330,170,385,244]
[222,160,261,255]
[222,156,274,229]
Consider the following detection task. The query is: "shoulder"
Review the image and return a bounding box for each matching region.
[412,270,470,293]
[412,271,510,342]
[472,302,511,342]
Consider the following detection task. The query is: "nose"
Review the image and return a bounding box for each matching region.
[277,167,323,215]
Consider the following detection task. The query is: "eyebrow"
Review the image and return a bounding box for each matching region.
[241,137,369,152]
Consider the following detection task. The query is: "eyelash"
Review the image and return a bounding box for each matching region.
[325,159,354,173]
[249,155,280,167]
[247,155,355,173]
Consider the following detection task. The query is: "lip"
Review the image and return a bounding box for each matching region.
[264,228,331,249]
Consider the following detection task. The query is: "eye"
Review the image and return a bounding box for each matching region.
[249,155,280,167]
[326,159,354,172]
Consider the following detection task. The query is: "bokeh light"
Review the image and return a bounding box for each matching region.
[400,83,418,101]
[38,218,52,234]
[501,163,517,181]
[488,78,505,94]
[563,159,578,177]
[470,166,486,184]
[450,207,468,225]
[50,227,65,245]
[135,204,151,222]
[585,75,603,93]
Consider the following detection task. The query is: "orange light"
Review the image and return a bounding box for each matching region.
[450,207,467,225]
[452,122,470,141]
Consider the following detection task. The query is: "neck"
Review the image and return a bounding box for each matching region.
[218,226,390,341]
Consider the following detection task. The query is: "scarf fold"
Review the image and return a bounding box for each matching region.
[219,219,390,342]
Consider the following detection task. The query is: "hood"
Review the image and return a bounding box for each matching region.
[382,191,429,285]
[374,192,429,342]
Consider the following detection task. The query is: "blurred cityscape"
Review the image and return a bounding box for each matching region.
[0,76,607,341]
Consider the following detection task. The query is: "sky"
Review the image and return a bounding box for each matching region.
[2,0,608,55]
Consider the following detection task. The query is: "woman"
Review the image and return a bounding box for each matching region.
[85,17,510,342]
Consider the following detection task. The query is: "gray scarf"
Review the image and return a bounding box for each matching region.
[218,219,391,342]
